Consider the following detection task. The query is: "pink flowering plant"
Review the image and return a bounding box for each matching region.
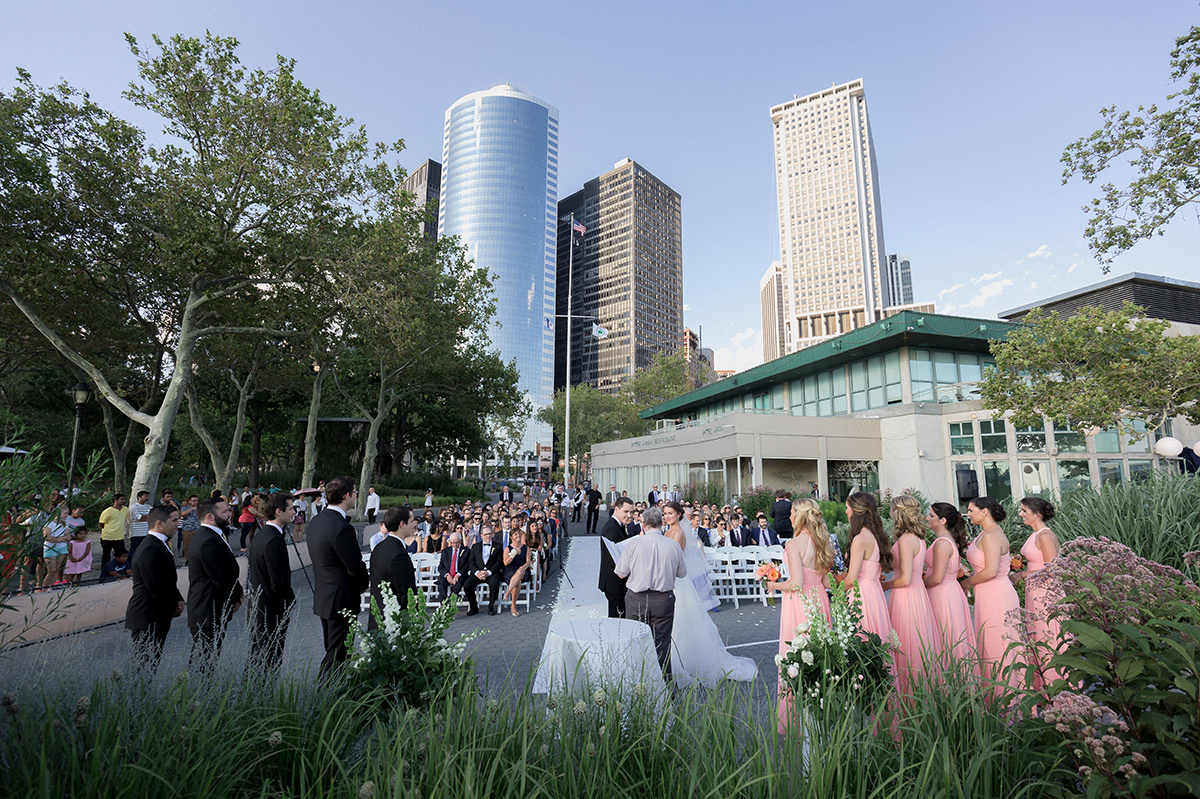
[1037,537,1200,795]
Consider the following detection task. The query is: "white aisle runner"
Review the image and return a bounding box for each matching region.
[531,536,667,696]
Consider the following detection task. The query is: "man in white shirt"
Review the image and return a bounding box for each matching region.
[365,487,381,525]
[614,506,686,678]
[128,491,153,560]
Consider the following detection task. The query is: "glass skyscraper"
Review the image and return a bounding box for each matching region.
[438,84,559,460]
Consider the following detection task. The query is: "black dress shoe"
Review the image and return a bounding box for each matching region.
[488,607,498,615]
[466,608,479,616]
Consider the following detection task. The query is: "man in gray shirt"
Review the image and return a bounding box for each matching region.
[613,506,686,679]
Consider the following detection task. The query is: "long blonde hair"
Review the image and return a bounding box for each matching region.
[890,495,926,541]
[790,499,836,573]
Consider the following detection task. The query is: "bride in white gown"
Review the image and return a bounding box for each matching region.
[662,502,758,687]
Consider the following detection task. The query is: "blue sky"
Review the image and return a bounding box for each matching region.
[4,1,1197,372]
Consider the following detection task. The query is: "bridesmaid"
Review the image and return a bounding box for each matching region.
[844,492,893,645]
[922,502,977,666]
[961,496,1023,700]
[769,499,836,734]
[1016,496,1063,690]
[882,496,938,694]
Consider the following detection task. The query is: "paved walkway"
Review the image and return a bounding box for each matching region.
[1,533,785,700]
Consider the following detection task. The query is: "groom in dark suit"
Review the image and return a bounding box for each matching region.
[126,505,185,668]
[598,497,634,618]
[307,476,369,678]
[368,506,418,629]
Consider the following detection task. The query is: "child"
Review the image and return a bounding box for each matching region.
[64,525,93,585]
[99,552,131,581]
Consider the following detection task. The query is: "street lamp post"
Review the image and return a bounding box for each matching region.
[66,381,91,496]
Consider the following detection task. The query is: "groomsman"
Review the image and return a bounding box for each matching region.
[367,507,417,629]
[307,476,369,678]
[126,506,185,668]
[247,493,296,674]
[188,497,244,666]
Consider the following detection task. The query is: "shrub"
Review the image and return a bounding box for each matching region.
[684,480,725,507]
[1042,537,1200,795]
[735,484,777,519]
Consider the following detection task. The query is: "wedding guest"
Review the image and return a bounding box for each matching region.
[437,531,469,602]
[882,496,939,694]
[247,493,296,674]
[844,492,893,645]
[961,496,1023,700]
[923,502,977,665]
[501,529,530,617]
[188,497,244,667]
[63,526,93,585]
[767,499,835,734]
[126,505,185,669]
[368,507,418,628]
[423,518,445,553]
[1016,496,1063,690]
[463,525,503,616]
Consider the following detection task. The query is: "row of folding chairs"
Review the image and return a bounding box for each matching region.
[703,545,788,608]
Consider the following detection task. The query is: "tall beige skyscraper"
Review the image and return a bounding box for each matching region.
[769,78,889,352]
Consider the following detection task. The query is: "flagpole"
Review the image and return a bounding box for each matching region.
[563,212,576,498]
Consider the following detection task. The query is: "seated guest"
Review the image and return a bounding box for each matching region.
[438,531,470,602]
[462,525,503,616]
[691,511,711,547]
[755,514,781,546]
[423,518,445,553]
[728,514,755,547]
[502,529,531,617]
[100,552,132,581]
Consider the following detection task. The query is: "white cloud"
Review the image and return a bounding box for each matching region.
[1018,244,1052,263]
[941,278,1014,313]
[971,271,1003,284]
[712,328,763,374]
[1030,281,1038,289]
[937,282,966,301]
[1068,260,1082,274]
[683,303,691,311]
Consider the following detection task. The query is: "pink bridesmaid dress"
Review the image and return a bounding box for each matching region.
[887,538,938,694]
[924,538,977,664]
[851,544,892,643]
[1021,530,1063,689]
[777,557,832,734]
[965,536,1023,696]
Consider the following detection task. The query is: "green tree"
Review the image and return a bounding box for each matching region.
[1062,25,1200,267]
[620,351,694,412]
[980,302,1200,439]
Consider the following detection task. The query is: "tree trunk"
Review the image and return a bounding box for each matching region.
[390,411,404,477]
[301,365,325,488]
[99,400,134,494]
[249,409,262,489]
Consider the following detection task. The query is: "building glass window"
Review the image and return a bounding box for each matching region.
[1098,460,1124,485]
[1015,424,1047,453]
[849,352,902,412]
[790,367,847,417]
[1052,423,1088,454]
[983,460,1011,503]
[1128,460,1153,482]
[949,422,975,455]
[1127,420,1152,453]
[1056,460,1091,492]
[1093,428,1121,453]
[1019,460,1051,496]
[909,350,993,403]
[980,419,1007,454]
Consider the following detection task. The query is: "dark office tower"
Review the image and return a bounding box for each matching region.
[555,158,683,394]
[885,254,914,306]
[402,159,441,241]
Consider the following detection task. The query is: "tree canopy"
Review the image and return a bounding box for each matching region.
[1062,25,1200,267]
[980,302,1200,439]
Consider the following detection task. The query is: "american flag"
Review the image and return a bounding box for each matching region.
[572,220,586,235]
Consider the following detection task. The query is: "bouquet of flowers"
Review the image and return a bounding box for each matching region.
[776,580,897,711]
[756,561,781,605]
[1010,554,1026,572]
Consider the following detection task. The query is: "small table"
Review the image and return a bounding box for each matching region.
[533,616,667,697]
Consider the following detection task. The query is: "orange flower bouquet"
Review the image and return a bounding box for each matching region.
[756,561,781,605]
[1010,554,1026,572]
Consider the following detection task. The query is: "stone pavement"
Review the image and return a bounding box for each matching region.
[1,532,786,701]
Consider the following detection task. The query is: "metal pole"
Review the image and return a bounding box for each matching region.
[67,403,82,496]
[563,213,576,495]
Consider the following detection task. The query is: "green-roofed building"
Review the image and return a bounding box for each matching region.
[589,310,1177,505]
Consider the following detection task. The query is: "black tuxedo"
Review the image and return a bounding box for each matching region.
[368,535,417,630]
[306,507,369,677]
[756,525,781,547]
[585,487,602,533]
[696,526,712,548]
[248,523,294,672]
[647,489,659,506]
[499,488,514,503]
[771,499,794,536]
[187,525,244,664]
[125,534,183,667]
[437,544,470,600]
[598,514,631,618]
[462,540,503,613]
